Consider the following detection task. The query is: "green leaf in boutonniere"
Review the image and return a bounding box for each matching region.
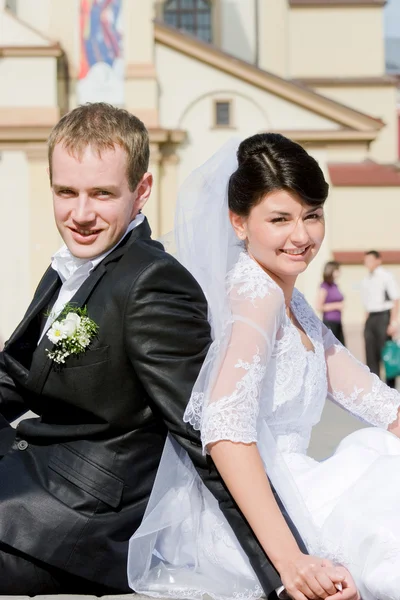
[46,304,99,365]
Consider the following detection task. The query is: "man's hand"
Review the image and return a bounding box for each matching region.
[279,554,345,600]
[387,321,398,338]
[326,566,360,600]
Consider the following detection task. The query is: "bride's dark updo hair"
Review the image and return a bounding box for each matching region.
[228,133,329,216]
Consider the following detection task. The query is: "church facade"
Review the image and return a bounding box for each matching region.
[0,0,399,353]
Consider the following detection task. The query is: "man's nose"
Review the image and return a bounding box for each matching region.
[72,195,96,224]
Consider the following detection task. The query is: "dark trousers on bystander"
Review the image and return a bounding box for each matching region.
[364,309,395,388]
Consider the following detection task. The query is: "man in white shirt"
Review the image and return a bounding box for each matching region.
[362,250,400,387]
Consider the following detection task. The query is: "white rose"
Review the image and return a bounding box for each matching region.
[60,312,81,337]
[47,321,67,344]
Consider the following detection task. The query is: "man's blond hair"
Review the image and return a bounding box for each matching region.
[48,103,149,191]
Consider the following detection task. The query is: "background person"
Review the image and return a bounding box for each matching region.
[316,260,345,345]
[362,250,400,388]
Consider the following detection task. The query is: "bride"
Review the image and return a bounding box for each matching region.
[128,133,400,600]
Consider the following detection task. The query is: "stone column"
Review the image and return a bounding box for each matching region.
[160,145,180,236]
[124,0,159,125]
[143,142,162,238]
[26,144,61,292]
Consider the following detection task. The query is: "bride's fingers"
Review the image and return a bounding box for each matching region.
[308,573,336,598]
[326,589,359,600]
[315,570,344,596]
[284,579,317,600]
[323,566,345,584]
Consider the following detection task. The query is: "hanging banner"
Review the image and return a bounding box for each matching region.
[78,0,124,105]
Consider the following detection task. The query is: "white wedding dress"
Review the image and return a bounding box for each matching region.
[128,251,400,600]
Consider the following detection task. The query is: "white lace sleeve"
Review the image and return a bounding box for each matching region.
[184,254,285,452]
[323,325,400,428]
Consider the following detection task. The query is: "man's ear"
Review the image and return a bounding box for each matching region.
[134,172,153,214]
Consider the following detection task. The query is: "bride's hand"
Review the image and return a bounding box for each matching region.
[278,554,345,600]
[325,565,360,600]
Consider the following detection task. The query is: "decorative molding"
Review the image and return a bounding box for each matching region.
[0,107,60,145]
[147,128,186,145]
[154,21,383,134]
[125,62,157,79]
[0,45,63,58]
[294,76,398,87]
[0,106,60,128]
[328,161,400,186]
[333,251,400,265]
[266,129,377,144]
[24,143,49,161]
[127,108,160,128]
[289,0,386,6]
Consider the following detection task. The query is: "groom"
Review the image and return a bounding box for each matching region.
[0,103,324,597]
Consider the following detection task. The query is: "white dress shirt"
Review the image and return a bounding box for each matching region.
[39,214,144,343]
[361,266,400,314]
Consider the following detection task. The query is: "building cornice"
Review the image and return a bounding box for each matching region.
[268,129,378,144]
[0,44,63,58]
[289,0,386,7]
[293,76,397,87]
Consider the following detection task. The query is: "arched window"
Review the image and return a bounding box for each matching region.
[163,0,212,44]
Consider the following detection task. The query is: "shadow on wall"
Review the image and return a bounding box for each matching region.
[222,1,255,64]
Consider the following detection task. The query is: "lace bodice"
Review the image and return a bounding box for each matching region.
[185,252,400,456]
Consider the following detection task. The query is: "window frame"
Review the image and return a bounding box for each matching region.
[158,0,219,45]
[5,0,18,14]
[213,98,235,129]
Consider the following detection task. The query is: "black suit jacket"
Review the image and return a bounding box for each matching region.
[0,220,303,594]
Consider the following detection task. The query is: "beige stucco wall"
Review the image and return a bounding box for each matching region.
[28,154,60,289]
[0,151,31,341]
[0,4,49,44]
[13,0,52,38]
[0,149,59,341]
[289,7,385,78]
[156,42,338,148]
[258,0,289,77]
[0,56,57,106]
[324,142,370,163]
[329,186,400,251]
[315,85,398,163]
[220,0,256,64]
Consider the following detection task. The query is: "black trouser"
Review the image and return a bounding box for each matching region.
[323,319,345,346]
[0,541,124,595]
[364,309,395,388]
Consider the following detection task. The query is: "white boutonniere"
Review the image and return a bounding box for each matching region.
[46,305,99,365]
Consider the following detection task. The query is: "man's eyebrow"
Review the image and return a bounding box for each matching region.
[52,184,75,191]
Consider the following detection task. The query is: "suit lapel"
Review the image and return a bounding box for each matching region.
[27,219,153,394]
[6,268,61,348]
